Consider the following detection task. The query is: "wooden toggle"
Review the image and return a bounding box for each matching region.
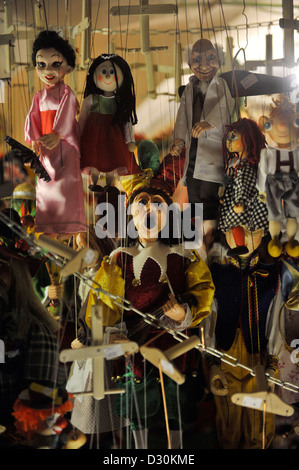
[60,304,139,400]
[140,335,201,385]
[231,364,294,417]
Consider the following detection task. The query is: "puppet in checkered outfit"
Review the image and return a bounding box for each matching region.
[218,118,269,256]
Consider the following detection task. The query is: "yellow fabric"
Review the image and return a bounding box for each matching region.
[214,329,275,449]
[85,248,214,330]
[85,259,125,329]
[186,251,215,327]
[120,169,154,200]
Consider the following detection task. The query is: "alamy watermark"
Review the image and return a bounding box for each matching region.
[94,196,203,249]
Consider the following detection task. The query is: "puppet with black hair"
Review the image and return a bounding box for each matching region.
[218,118,268,256]
[79,53,139,187]
[84,142,215,449]
[25,30,86,239]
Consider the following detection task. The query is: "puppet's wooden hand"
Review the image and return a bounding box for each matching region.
[32,141,41,155]
[109,332,129,344]
[71,338,85,349]
[169,138,184,156]
[209,364,229,396]
[191,121,213,138]
[162,293,186,322]
[233,202,244,213]
[127,141,136,152]
[38,131,62,150]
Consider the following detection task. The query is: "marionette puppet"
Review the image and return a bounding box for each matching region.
[218,118,269,256]
[170,38,235,250]
[84,145,215,449]
[257,94,299,258]
[78,53,139,189]
[203,228,285,449]
[25,30,86,239]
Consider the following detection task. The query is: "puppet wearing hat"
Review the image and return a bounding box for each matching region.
[84,142,215,449]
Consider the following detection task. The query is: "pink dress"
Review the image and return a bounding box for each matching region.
[25,82,86,235]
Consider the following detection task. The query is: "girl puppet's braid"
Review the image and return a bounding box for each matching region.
[84,54,137,127]
[222,118,266,172]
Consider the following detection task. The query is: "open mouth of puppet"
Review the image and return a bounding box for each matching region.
[145,212,157,229]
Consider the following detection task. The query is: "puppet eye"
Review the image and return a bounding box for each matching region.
[293,117,299,128]
[138,199,148,206]
[102,68,107,75]
[37,61,46,68]
[208,54,216,62]
[52,61,63,68]
[109,68,114,75]
[263,121,272,130]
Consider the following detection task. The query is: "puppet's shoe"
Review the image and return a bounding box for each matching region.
[286,240,299,258]
[268,239,282,258]
[227,245,249,257]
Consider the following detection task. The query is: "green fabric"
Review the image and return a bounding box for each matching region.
[91,94,117,115]
[114,364,199,430]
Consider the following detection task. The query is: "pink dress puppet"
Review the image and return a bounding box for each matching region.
[25,30,86,237]
[79,53,139,188]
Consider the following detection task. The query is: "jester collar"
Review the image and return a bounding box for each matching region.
[110,242,191,283]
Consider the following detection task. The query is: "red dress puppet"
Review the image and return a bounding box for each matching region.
[79,54,139,186]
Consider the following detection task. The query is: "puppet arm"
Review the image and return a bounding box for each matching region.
[78,94,93,135]
[184,251,215,327]
[256,148,268,193]
[85,257,124,330]
[191,121,213,138]
[124,121,136,152]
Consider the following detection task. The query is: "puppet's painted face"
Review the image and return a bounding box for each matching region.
[35,48,72,87]
[93,60,123,93]
[226,228,264,255]
[190,40,219,83]
[130,191,168,243]
[226,129,244,155]
[259,113,299,148]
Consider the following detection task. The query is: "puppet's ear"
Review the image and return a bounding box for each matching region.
[258,115,272,133]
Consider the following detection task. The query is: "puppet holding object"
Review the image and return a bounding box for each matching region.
[218,118,269,256]
[25,30,86,239]
[257,94,299,258]
[79,53,139,188]
[170,38,235,248]
[84,144,215,449]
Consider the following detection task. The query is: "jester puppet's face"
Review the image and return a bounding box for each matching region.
[93,60,124,94]
[130,191,168,243]
[35,48,72,87]
[190,39,219,83]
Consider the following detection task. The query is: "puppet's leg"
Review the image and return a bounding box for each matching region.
[268,220,282,257]
[285,218,299,258]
